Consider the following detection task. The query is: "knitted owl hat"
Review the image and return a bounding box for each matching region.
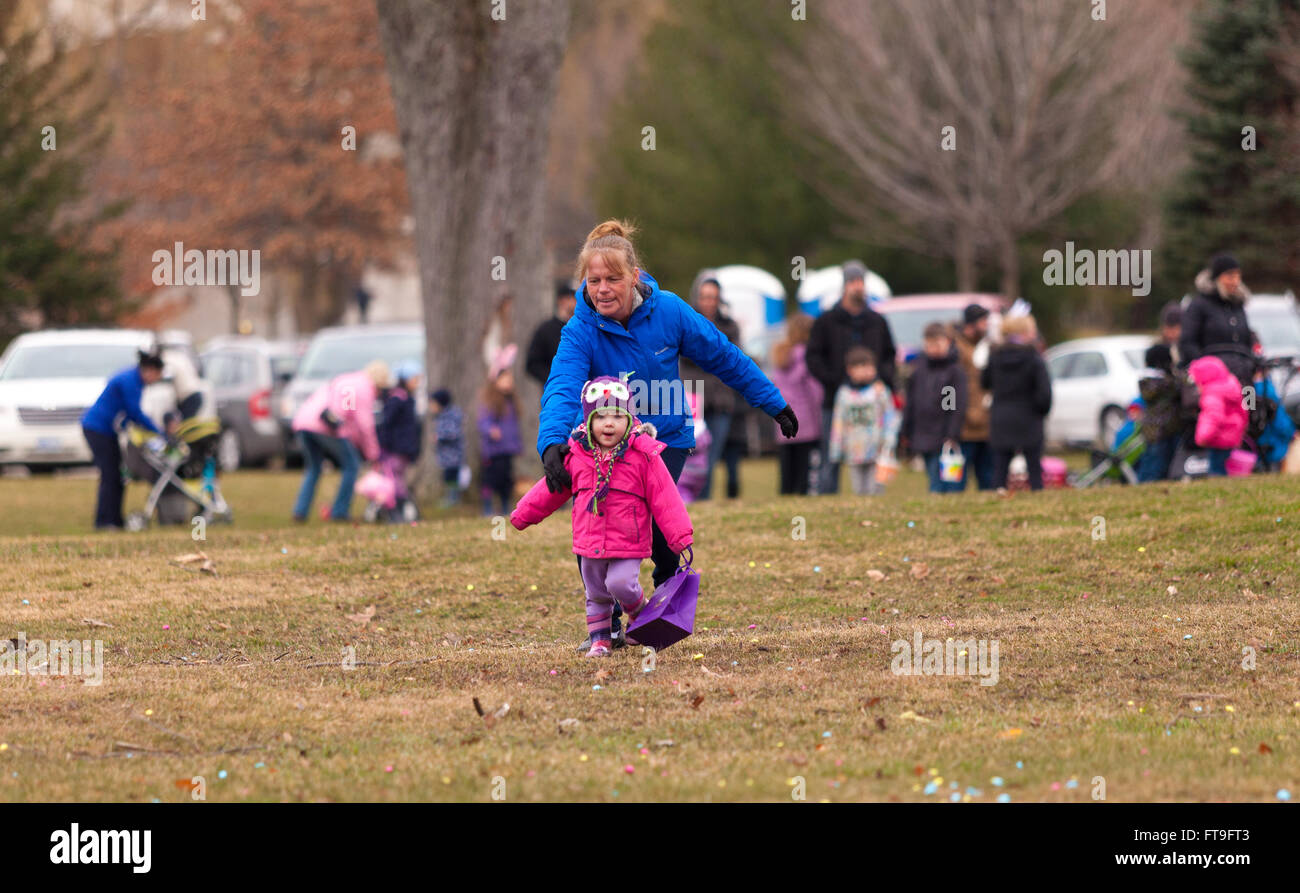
[580,375,634,450]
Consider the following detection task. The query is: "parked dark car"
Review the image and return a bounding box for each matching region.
[201,336,305,469]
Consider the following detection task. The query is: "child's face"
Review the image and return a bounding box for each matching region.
[924,336,950,358]
[847,362,876,385]
[495,370,514,393]
[591,410,630,449]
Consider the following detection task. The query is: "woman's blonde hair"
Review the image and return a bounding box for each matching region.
[364,360,392,390]
[575,219,641,282]
[772,313,815,370]
[1000,314,1038,341]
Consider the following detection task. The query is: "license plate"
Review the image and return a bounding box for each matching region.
[36,437,64,452]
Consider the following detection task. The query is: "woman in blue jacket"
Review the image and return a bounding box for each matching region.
[538,220,798,649]
[80,350,166,529]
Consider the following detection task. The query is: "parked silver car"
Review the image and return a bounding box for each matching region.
[202,336,306,468]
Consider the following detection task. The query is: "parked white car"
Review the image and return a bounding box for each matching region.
[0,329,156,468]
[1045,334,1154,447]
[0,328,213,470]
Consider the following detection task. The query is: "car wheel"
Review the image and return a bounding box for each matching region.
[1099,405,1126,447]
[218,429,242,471]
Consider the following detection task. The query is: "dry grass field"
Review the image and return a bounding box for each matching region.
[1,459,1297,802]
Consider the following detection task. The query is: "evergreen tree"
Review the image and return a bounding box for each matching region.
[1162,0,1300,296]
[0,24,128,349]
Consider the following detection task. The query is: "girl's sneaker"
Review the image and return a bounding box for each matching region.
[585,640,612,657]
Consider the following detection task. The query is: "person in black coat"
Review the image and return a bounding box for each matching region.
[805,260,898,494]
[524,284,578,386]
[981,315,1053,491]
[1179,254,1258,388]
[900,323,967,493]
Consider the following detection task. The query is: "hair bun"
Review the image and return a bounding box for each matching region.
[586,219,635,243]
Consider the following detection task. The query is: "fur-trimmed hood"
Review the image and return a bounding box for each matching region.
[1195,268,1251,305]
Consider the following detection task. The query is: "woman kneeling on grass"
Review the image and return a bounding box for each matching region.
[511,377,693,657]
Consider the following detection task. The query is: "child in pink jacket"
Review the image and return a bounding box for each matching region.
[511,376,693,657]
[1188,355,1248,476]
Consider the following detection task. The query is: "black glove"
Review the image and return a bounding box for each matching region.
[542,442,572,493]
[773,404,799,439]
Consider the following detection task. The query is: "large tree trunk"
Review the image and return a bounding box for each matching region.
[377,0,569,502]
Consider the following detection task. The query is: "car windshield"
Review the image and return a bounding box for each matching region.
[297,332,423,380]
[1123,348,1147,368]
[880,307,960,347]
[1245,305,1300,355]
[0,344,141,381]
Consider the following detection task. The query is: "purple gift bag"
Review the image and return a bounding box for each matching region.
[627,547,699,652]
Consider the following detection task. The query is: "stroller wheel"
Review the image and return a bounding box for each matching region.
[125,511,149,532]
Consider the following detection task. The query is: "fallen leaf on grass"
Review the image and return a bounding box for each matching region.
[909,563,930,581]
[866,569,886,582]
[558,718,580,733]
[690,694,705,709]
[346,605,376,627]
[1259,742,1273,755]
[81,618,112,628]
[875,717,887,731]
[898,710,931,723]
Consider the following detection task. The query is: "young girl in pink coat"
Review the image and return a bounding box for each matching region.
[511,376,693,657]
[1188,355,1248,476]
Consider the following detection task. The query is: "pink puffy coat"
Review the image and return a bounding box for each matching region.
[1189,356,1247,450]
[292,370,381,461]
[510,425,693,559]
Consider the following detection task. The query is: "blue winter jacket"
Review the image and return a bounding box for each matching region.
[80,367,161,436]
[1257,377,1295,464]
[537,271,786,455]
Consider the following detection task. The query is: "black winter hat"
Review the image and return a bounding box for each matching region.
[430,388,452,407]
[1144,343,1173,373]
[1159,301,1182,328]
[963,303,990,325]
[1209,253,1240,280]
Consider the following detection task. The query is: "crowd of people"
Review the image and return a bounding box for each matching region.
[279,245,1295,535]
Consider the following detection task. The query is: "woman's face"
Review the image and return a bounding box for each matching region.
[585,253,637,323]
[1217,269,1242,294]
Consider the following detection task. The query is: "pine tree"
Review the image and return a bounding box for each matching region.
[0,25,129,349]
[1162,0,1300,295]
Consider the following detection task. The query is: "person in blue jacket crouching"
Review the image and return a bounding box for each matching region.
[80,349,166,529]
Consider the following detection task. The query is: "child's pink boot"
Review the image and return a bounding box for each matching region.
[586,639,612,657]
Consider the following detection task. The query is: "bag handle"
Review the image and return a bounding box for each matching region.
[678,545,694,570]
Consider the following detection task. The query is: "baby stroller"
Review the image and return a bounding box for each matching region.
[122,418,234,530]
[1074,426,1145,488]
